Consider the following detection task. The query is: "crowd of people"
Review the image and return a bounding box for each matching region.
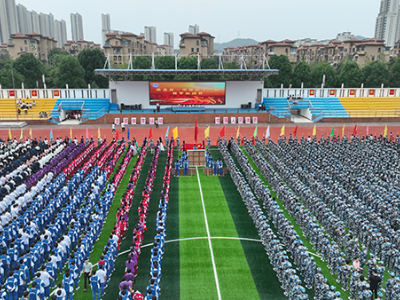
[0,133,144,300]
[215,132,400,299]
[218,138,310,299]
[16,99,35,116]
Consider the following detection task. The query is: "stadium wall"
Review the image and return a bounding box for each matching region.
[84,111,271,125]
[109,81,263,109]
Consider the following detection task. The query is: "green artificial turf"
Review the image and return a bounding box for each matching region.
[102,152,152,300]
[159,166,179,299]
[178,174,218,299]
[198,172,259,299]
[209,148,287,300]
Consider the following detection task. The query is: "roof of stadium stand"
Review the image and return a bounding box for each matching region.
[94,69,279,78]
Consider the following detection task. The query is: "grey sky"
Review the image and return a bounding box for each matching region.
[17,0,380,47]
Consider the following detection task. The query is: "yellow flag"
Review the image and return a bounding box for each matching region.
[8,128,12,140]
[98,127,101,139]
[29,128,32,139]
[312,125,316,136]
[236,126,240,138]
[70,128,72,139]
[172,127,178,141]
[204,126,210,138]
[342,125,345,137]
[280,125,285,136]
[20,129,23,140]
[384,125,388,137]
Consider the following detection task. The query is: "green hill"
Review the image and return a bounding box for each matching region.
[214,38,259,52]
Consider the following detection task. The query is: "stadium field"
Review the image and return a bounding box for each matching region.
[6,123,396,300]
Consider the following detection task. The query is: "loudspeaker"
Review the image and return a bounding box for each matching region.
[121,103,125,110]
[248,102,252,109]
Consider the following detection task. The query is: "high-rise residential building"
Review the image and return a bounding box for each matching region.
[16,4,32,34]
[55,19,67,47]
[144,26,157,43]
[71,12,84,41]
[189,24,199,35]
[30,10,40,34]
[164,32,174,47]
[101,13,111,45]
[375,0,400,47]
[101,13,110,31]
[39,13,50,36]
[0,0,19,43]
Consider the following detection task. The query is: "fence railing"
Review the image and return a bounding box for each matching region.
[320,110,400,118]
[60,101,85,111]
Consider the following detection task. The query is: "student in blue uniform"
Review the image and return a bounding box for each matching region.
[62,271,73,300]
[218,158,223,176]
[184,158,189,176]
[5,271,18,300]
[90,270,101,300]
[29,282,39,300]
[212,159,218,175]
[174,159,180,177]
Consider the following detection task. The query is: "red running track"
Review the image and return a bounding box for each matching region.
[2,124,399,145]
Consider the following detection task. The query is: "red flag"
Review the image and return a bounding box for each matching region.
[293,125,298,137]
[352,124,358,136]
[116,130,119,141]
[219,126,226,137]
[194,118,199,143]
[149,127,153,139]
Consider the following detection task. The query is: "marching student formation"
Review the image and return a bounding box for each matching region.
[1,127,400,300]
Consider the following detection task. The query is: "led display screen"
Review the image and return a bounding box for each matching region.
[149,82,225,105]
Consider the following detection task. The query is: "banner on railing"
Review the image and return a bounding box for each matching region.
[231,117,236,124]
[114,118,120,125]
[31,90,38,98]
[238,117,243,124]
[245,117,251,124]
[369,89,375,96]
[123,118,128,125]
[223,117,228,124]
[140,117,146,125]
[53,90,60,98]
[131,118,136,125]
[158,117,163,124]
[390,89,395,96]
[350,89,356,96]
[9,91,15,98]
[215,117,220,124]
[252,117,258,124]
[149,117,154,125]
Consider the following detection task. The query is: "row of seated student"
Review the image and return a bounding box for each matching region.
[16,99,36,110]
[287,95,303,100]
[175,104,203,107]
[258,103,266,111]
[39,111,48,118]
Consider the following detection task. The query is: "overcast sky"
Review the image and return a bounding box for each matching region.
[17,0,380,47]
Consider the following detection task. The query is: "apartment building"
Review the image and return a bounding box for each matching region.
[7,32,57,62]
[179,32,214,56]
[223,44,263,67]
[64,39,101,56]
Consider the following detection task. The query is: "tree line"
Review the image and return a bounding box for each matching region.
[265,55,400,88]
[2,52,400,89]
[0,49,108,89]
